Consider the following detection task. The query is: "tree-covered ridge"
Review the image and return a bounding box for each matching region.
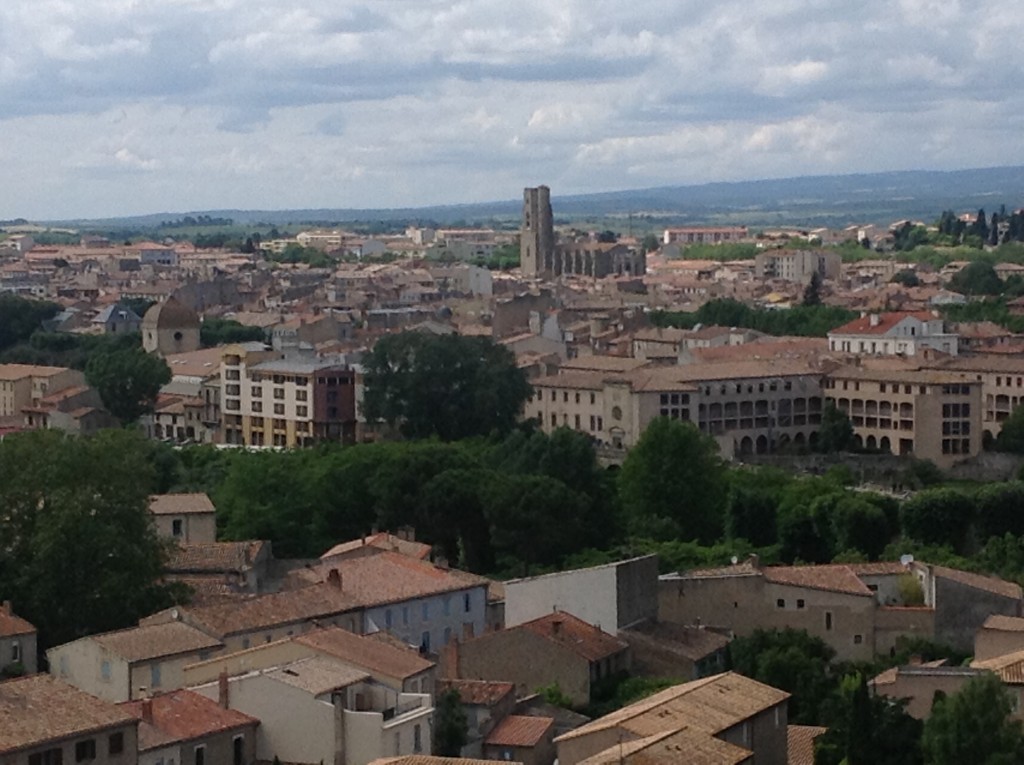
[651,298,857,337]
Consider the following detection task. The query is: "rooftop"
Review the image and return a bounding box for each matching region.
[519,611,628,663]
[0,603,35,638]
[575,727,752,765]
[0,364,72,381]
[122,689,257,751]
[982,614,1024,632]
[149,493,216,516]
[485,715,554,748]
[85,621,223,663]
[930,565,1022,600]
[787,726,827,765]
[829,311,941,337]
[267,656,371,696]
[166,541,267,574]
[321,532,432,562]
[294,627,434,680]
[438,679,516,707]
[0,675,138,753]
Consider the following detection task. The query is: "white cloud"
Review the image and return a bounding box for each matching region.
[0,0,1022,218]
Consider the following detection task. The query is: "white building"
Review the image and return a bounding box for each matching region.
[828,311,959,357]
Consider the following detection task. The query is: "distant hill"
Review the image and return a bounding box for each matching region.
[49,165,1024,230]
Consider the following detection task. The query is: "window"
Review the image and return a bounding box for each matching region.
[297,406,308,417]
[11,641,20,662]
[421,631,431,652]
[414,724,423,753]
[172,519,183,537]
[195,746,206,765]
[274,387,285,399]
[242,638,250,649]
[796,599,805,609]
[776,599,785,609]
[101,660,111,681]
[108,733,124,756]
[825,612,833,631]
[75,740,96,762]
[29,748,63,765]
[443,597,451,616]
[251,386,262,398]
[151,662,162,688]
[251,401,262,413]
[464,592,472,612]
[273,403,285,415]
[233,736,245,765]
[296,389,308,401]
[854,634,863,644]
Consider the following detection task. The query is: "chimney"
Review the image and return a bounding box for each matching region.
[141,698,154,725]
[1,600,10,616]
[869,313,881,327]
[327,568,342,589]
[747,553,760,570]
[218,671,230,709]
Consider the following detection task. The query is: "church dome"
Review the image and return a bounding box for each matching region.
[142,296,199,330]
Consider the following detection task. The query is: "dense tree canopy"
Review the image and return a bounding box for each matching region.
[0,430,183,648]
[362,332,532,441]
[200,318,266,347]
[85,346,172,423]
[618,418,727,543]
[921,672,1024,765]
[0,295,59,352]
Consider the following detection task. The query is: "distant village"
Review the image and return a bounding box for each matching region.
[4,190,1024,764]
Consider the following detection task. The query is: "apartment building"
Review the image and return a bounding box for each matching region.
[662,226,748,245]
[0,364,85,420]
[527,360,823,457]
[754,249,841,283]
[221,346,356,447]
[824,365,982,468]
[827,311,959,357]
[928,355,1024,443]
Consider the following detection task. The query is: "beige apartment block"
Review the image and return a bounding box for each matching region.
[824,366,982,468]
[754,249,841,283]
[528,360,823,457]
[930,355,1024,444]
[0,364,85,419]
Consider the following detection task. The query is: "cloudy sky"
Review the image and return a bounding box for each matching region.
[2,0,1022,219]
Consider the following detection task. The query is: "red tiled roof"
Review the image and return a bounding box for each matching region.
[787,725,827,765]
[167,541,265,573]
[0,606,35,638]
[485,715,554,748]
[763,566,873,597]
[122,689,257,751]
[829,311,938,336]
[519,611,628,663]
[438,679,515,707]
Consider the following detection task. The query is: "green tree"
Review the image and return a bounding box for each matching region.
[996,405,1024,453]
[200,318,265,347]
[817,402,854,453]
[641,233,661,253]
[891,269,921,287]
[949,260,1003,296]
[362,332,532,441]
[899,488,975,553]
[831,495,892,560]
[815,674,923,765]
[618,418,727,543]
[803,271,823,306]
[0,294,59,352]
[729,628,836,724]
[433,688,469,757]
[921,672,1024,765]
[85,346,171,423]
[0,430,184,647]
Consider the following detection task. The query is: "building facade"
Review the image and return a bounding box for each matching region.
[521,186,555,279]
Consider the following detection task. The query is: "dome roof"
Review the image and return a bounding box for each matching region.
[142,297,199,330]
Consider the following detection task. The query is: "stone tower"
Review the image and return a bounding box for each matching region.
[521,186,554,278]
[142,296,201,356]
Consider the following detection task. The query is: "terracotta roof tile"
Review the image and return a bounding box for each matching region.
[438,679,515,707]
[295,627,433,680]
[321,532,432,562]
[372,757,517,765]
[576,727,752,765]
[763,566,873,597]
[90,621,223,662]
[0,606,35,638]
[787,725,826,765]
[485,715,554,747]
[149,493,216,516]
[122,689,257,751]
[621,623,730,662]
[829,311,939,336]
[267,656,370,696]
[0,675,138,753]
[167,541,266,574]
[519,612,628,663]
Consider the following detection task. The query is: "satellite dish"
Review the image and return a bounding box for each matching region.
[899,554,914,566]
[171,608,180,620]
[730,556,739,565]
